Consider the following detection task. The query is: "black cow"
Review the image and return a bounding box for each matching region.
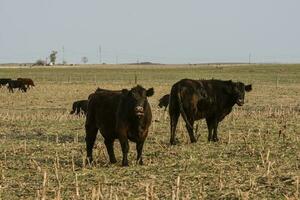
[158,94,170,111]
[7,80,27,93]
[169,79,252,144]
[70,100,88,115]
[0,78,12,87]
[85,85,154,166]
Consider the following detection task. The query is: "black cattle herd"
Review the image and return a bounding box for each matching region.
[0,78,35,93]
[1,77,252,166]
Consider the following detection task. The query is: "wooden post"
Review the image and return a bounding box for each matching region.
[134,74,137,84]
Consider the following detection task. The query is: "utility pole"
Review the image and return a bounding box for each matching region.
[248,53,251,64]
[62,46,65,64]
[98,45,102,64]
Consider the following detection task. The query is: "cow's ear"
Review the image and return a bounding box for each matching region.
[122,89,129,95]
[146,88,154,97]
[245,84,252,92]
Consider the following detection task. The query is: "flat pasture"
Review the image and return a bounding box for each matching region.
[0,64,299,199]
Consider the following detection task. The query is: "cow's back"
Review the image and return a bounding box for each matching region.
[196,80,236,120]
[17,78,34,86]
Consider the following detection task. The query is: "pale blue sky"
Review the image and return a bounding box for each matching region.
[0,0,299,64]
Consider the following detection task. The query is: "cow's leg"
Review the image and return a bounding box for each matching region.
[76,106,81,115]
[104,139,117,164]
[170,107,180,145]
[119,132,129,166]
[136,140,145,165]
[206,117,214,142]
[70,103,76,114]
[206,117,218,142]
[212,122,219,142]
[85,124,98,165]
[120,139,129,166]
[186,119,196,143]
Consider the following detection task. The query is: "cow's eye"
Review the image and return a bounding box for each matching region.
[132,93,139,99]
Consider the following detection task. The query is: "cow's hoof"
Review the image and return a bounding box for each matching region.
[213,138,219,142]
[110,159,117,164]
[85,158,93,167]
[122,161,129,166]
[138,160,144,165]
[170,138,179,145]
[190,138,197,143]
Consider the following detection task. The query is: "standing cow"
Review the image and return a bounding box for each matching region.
[7,80,27,93]
[169,79,252,144]
[85,85,154,166]
[158,94,170,111]
[70,100,88,115]
[17,78,35,89]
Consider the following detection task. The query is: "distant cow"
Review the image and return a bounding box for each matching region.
[169,79,252,144]
[86,85,154,166]
[0,78,12,87]
[70,100,88,115]
[7,80,27,93]
[158,94,170,111]
[17,78,35,88]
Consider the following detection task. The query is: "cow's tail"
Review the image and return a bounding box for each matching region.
[177,88,193,130]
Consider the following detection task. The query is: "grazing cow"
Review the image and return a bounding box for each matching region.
[70,100,88,115]
[17,78,35,88]
[0,78,12,87]
[158,94,170,111]
[169,79,252,144]
[7,80,27,93]
[85,85,154,166]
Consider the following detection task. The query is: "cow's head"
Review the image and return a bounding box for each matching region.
[158,94,169,108]
[122,85,154,118]
[230,82,252,106]
[158,100,164,108]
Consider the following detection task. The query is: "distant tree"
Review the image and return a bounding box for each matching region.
[34,59,46,66]
[81,56,88,64]
[50,51,58,65]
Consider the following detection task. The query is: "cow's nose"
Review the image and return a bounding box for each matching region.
[135,106,144,113]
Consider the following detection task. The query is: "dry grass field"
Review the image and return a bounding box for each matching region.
[0,64,299,199]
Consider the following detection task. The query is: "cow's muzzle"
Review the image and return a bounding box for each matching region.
[135,106,144,117]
